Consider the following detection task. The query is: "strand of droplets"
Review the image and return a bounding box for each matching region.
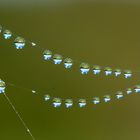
[1,79,140,108]
[1,25,140,108]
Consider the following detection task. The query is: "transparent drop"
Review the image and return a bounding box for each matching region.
[104,67,112,76]
[65,99,73,108]
[78,99,86,108]
[126,88,133,94]
[134,85,140,93]
[53,54,63,64]
[116,91,124,99]
[43,50,52,60]
[0,79,6,94]
[92,97,100,104]
[14,37,26,49]
[53,98,62,108]
[93,65,101,75]
[104,95,111,102]
[64,58,73,69]
[80,63,90,75]
[124,70,132,78]
[3,29,12,39]
[44,94,50,101]
[114,69,121,77]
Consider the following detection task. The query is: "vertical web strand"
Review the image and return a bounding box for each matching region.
[3,93,35,140]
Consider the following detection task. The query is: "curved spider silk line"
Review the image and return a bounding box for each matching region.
[0,25,134,78]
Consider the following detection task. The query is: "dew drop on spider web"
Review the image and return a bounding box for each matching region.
[14,37,26,49]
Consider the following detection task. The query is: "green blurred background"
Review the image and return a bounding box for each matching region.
[0,0,140,139]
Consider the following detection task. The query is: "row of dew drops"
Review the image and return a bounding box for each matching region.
[43,50,132,78]
[1,78,140,108]
[43,86,140,108]
[0,25,133,78]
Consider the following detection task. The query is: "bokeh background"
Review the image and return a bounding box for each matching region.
[0,0,140,139]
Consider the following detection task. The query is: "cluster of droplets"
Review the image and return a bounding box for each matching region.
[1,78,139,109]
[14,37,26,49]
[0,25,137,110]
[0,25,133,78]
[43,49,132,78]
[43,50,73,69]
[43,85,140,108]
[0,25,36,49]
[0,24,137,140]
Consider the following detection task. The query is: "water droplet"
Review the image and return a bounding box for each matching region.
[104,95,111,102]
[44,94,50,101]
[114,69,121,77]
[53,54,63,64]
[124,70,132,78]
[65,99,73,108]
[134,85,140,93]
[14,37,26,49]
[3,29,12,39]
[92,97,100,104]
[78,99,86,107]
[93,65,101,75]
[116,91,124,99]
[104,67,112,76]
[53,98,62,107]
[43,50,52,60]
[64,58,73,69]
[126,88,132,94]
[0,79,6,94]
[80,63,90,75]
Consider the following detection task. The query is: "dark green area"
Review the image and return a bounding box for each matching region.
[0,1,140,140]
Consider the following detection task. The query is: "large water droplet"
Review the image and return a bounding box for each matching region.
[14,37,26,49]
[104,95,111,102]
[53,98,62,107]
[124,70,132,78]
[116,91,124,99]
[53,54,63,64]
[114,69,121,77]
[134,85,140,93]
[80,63,90,75]
[104,67,112,76]
[92,97,100,104]
[93,65,101,75]
[43,50,52,60]
[64,58,73,69]
[78,99,86,107]
[3,29,12,39]
[126,88,132,94]
[65,99,73,108]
